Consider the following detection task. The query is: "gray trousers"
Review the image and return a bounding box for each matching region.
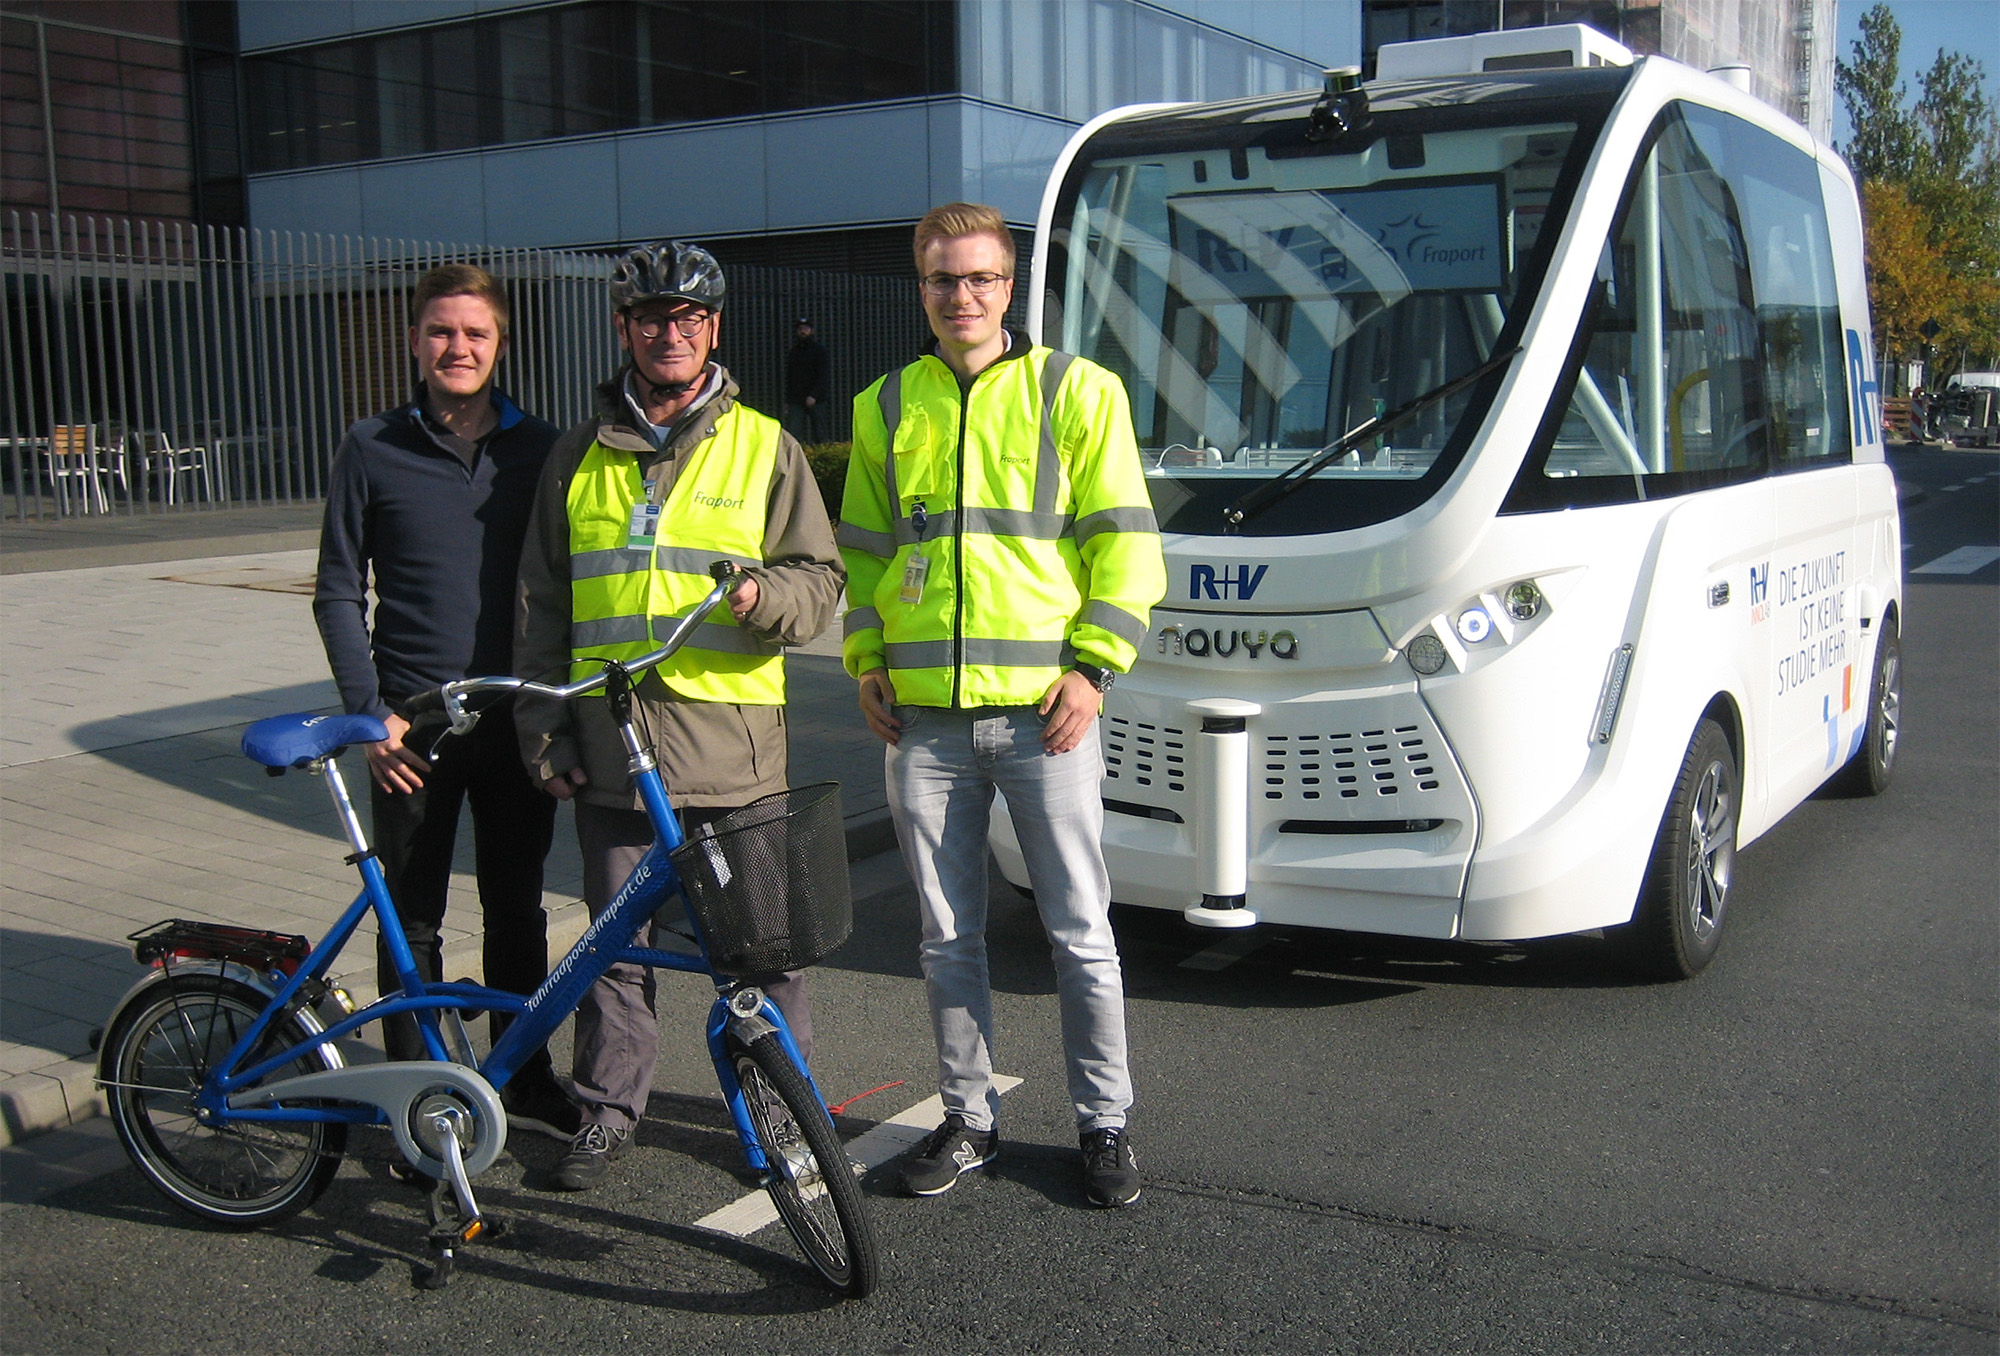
[886,705,1132,1134]
[572,801,814,1132]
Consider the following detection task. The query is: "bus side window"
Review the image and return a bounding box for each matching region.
[1507,104,1832,511]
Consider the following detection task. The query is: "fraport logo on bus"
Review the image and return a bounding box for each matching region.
[1190,564,1267,600]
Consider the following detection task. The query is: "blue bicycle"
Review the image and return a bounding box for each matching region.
[95,564,880,1296]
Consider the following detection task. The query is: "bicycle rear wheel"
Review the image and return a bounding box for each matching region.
[730,1032,880,1297]
[102,973,345,1226]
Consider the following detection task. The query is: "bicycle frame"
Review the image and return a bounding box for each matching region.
[184,573,816,1173]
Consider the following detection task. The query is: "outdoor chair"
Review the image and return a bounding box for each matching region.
[45,425,115,515]
[138,431,221,504]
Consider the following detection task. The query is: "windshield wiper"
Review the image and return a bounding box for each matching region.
[1222,345,1520,527]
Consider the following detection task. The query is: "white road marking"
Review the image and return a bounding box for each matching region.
[694,1074,1024,1238]
[1179,931,1268,971]
[1912,546,2000,575]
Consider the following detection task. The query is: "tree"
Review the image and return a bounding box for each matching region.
[1836,4,1920,182]
[1910,50,2000,276]
[1838,4,2000,372]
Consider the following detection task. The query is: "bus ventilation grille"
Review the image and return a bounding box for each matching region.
[1262,726,1441,801]
[1103,717,1187,794]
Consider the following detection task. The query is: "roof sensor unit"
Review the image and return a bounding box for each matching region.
[1375,24,1635,80]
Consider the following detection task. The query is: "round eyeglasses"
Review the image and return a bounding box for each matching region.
[627,310,714,339]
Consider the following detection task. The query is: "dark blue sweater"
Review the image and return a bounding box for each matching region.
[313,391,559,720]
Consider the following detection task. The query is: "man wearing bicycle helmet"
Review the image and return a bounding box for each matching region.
[514,240,843,1191]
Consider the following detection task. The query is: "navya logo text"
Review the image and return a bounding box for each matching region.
[1190,564,1268,601]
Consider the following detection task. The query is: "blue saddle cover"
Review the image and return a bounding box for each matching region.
[242,713,389,768]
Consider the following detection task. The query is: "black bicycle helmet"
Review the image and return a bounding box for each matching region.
[609,240,726,313]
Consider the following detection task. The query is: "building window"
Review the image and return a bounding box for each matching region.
[241,0,953,173]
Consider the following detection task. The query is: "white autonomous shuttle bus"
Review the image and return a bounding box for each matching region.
[994,25,1903,978]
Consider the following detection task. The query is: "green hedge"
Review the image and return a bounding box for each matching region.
[801,441,851,522]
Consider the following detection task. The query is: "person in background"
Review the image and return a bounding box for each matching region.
[785,317,831,445]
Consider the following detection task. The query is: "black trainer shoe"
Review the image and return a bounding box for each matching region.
[502,1075,583,1142]
[1080,1126,1140,1207]
[900,1114,998,1196]
[550,1123,630,1191]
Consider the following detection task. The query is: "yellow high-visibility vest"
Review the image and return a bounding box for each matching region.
[838,344,1164,707]
[567,404,785,704]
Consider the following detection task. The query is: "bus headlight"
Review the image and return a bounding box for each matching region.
[1455,607,1493,643]
[1504,580,1543,620]
[1405,633,1448,674]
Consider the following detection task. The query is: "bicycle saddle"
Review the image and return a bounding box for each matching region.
[242,713,389,769]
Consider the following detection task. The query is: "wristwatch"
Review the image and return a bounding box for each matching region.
[1072,661,1115,693]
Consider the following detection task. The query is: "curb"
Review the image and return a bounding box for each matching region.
[0,807,898,1150]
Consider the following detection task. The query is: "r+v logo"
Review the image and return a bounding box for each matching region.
[1190,564,1268,601]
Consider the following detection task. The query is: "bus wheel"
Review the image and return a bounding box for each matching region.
[1829,620,1900,797]
[1613,718,1738,981]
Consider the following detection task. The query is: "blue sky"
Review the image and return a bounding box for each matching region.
[1832,0,2000,144]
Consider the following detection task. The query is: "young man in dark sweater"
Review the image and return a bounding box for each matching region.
[313,263,578,1139]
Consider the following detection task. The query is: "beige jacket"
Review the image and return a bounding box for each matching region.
[513,365,842,811]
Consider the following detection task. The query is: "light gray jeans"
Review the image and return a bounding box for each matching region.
[885,704,1131,1134]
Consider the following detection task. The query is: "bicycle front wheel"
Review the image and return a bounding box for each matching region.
[730,1032,881,1297]
[102,973,345,1226]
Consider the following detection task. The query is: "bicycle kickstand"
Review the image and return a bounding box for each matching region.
[414,1113,504,1291]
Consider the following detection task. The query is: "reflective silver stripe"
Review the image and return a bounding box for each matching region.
[837,521,895,557]
[884,639,953,668]
[885,637,1070,669]
[655,545,761,576]
[664,619,783,657]
[570,615,780,656]
[962,506,1069,540]
[964,637,1068,666]
[572,614,651,647]
[1074,505,1160,543]
[572,546,654,582]
[878,368,903,521]
[1036,350,1074,517]
[843,605,882,636]
[1079,599,1149,648]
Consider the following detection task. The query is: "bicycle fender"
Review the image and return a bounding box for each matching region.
[97,962,345,1083]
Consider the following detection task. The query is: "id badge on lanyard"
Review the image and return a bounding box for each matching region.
[627,479,661,550]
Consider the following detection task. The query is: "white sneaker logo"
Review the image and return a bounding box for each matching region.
[951,1142,983,1170]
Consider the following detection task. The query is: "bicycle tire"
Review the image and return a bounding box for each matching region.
[102,973,345,1226]
[729,1032,881,1297]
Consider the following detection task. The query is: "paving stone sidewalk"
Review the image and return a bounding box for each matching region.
[0,536,889,1155]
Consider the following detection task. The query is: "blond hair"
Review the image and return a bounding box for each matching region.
[912,202,1014,277]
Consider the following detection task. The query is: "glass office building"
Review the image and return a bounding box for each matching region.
[232,0,1351,270]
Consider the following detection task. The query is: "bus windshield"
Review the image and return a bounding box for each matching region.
[1047,77,1619,535]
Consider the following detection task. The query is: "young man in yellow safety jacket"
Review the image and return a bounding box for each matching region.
[840,202,1166,1208]
[514,240,842,1191]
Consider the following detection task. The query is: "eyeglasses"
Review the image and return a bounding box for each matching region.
[626,310,713,339]
[922,271,1011,298]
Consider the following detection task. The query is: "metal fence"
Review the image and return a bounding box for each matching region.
[2,211,930,521]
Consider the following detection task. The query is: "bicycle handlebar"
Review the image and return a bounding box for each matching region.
[396,561,746,737]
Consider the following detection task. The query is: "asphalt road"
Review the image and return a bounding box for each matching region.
[2,448,1993,1354]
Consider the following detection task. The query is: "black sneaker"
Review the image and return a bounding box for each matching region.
[502,1075,583,1142]
[1080,1126,1140,1207]
[550,1123,630,1191]
[900,1114,998,1196]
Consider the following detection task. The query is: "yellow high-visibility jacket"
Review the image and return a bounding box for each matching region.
[839,339,1165,707]
[566,403,786,703]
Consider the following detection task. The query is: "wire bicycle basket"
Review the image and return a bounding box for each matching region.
[671,782,853,977]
